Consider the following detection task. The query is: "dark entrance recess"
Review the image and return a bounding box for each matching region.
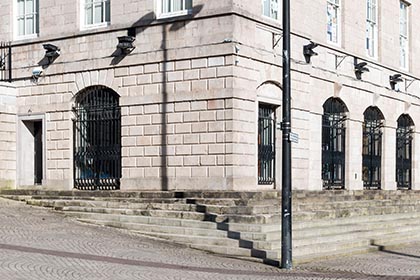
[322,98,348,190]
[73,86,121,190]
[34,121,43,185]
[363,106,384,189]
[396,114,414,189]
[258,105,276,185]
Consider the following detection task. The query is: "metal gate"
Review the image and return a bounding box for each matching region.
[73,86,121,190]
[322,98,347,190]
[0,42,12,82]
[258,105,276,185]
[362,107,384,189]
[396,114,413,189]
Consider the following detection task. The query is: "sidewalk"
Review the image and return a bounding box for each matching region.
[0,197,418,280]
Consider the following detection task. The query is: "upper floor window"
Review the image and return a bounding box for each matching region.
[84,0,110,28]
[366,0,378,58]
[16,0,39,38]
[262,0,278,20]
[158,0,192,18]
[327,0,340,44]
[400,1,409,69]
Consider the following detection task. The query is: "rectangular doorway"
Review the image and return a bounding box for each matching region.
[18,116,45,187]
[33,121,43,185]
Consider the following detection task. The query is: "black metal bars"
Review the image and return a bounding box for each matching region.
[0,42,12,82]
[363,107,384,189]
[73,86,121,190]
[396,114,414,189]
[258,106,276,185]
[322,98,348,190]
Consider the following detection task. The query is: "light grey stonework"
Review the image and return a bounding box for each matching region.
[0,0,420,191]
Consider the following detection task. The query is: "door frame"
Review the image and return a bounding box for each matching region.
[17,114,46,187]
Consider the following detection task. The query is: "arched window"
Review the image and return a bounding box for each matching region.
[73,86,121,190]
[396,114,414,189]
[362,106,384,189]
[322,98,348,189]
[258,104,276,185]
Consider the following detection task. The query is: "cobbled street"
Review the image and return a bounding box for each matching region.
[0,198,419,280]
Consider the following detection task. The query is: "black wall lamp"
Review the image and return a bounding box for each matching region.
[303,41,318,63]
[43,44,60,64]
[354,60,369,80]
[117,36,136,55]
[390,74,403,91]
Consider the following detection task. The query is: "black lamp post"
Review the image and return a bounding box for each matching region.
[281,0,293,270]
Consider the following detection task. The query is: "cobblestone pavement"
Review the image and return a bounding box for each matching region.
[0,198,419,280]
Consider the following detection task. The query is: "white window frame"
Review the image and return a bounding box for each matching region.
[262,0,279,20]
[81,0,110,30]
[327,0,340,45]
[14,0,39,40]
[157,0,193,19]
[366,0,378,58]
[399,1,409,70]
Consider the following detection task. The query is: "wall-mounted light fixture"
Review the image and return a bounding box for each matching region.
[390,74,403,91]
[43,44,60,64]
[31,66,43,83]
[303,41,318,63]
[117,36,136,55]
[354,60,369,80]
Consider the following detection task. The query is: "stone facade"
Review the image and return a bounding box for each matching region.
[0,0,420,191]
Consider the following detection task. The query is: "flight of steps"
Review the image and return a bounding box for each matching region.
[1,189,420,266]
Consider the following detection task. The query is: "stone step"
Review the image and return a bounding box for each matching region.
[294,222,420,247]
[55,205,282,224]
[27,198,281,215]
[294,204,420,221]
[0,190,281,200]
[134,231,240,247]
[370,229,420,247]
[294,216,420,239]
[78,219,229,237]
[292,190,420,200]
[188,243,275,263]
[294,199,420,212]
[132,229,282,253]
[294,238,371,256]
[293,246,377,265]
[59,206,210,221]
[294,211,420,229]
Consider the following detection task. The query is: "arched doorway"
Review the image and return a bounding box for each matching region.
[396,114,414,189]
[73,86,121,190]
[362,106,384,189]
[322,97,348,190]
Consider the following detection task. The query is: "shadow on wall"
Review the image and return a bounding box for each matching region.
[114,5,204,191]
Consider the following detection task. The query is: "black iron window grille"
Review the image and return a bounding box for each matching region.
[363,107,384,189]
[322,98,348,190]
[258,105,276,185]
[0,42,12,82]
[73,86,121,190]
[396,114,414,190]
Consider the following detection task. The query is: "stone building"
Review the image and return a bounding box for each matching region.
[0,0,419,192]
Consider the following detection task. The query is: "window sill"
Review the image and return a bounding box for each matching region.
[262,14,279,22]
[81,22,110,31]
[14,33,39,41]
[157,9,192,20]
[327,39,341,48]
